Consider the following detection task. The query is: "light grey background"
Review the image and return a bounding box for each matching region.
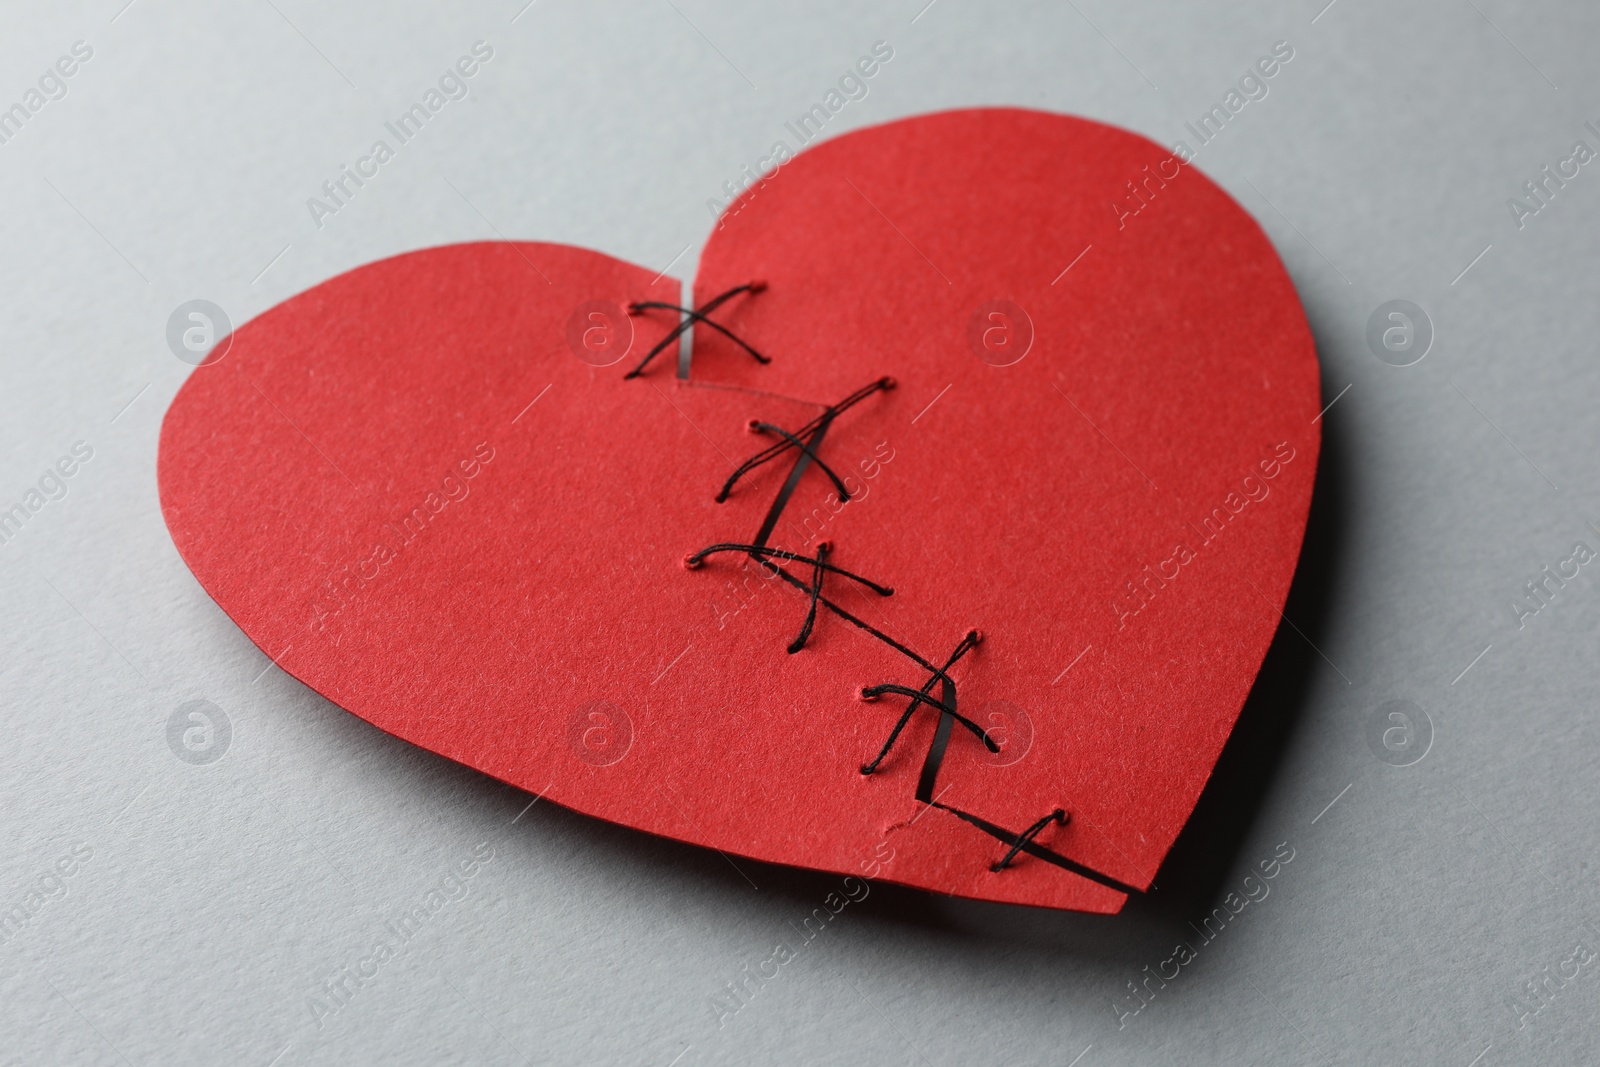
[2,0,1597,1063]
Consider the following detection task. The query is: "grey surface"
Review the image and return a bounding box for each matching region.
[2,1,1598,1064]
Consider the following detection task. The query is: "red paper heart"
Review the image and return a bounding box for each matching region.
[159,109,1318,913]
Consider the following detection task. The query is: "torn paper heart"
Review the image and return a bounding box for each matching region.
[159,108,1319,912]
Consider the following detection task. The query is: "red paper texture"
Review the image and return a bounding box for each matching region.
[159,108,1319,913]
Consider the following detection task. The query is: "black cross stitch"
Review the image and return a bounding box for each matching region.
[624,281,769,380]
[633,284,1126,885]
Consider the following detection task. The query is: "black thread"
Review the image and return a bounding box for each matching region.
[990,809,1066,871]
[791,541,830,654]
[749,422,852,501]
[629,300,771,365]
[716,378,894,504]
[688,541,894,655]
[752,408,832,550]
[633,313,1136,892]
[917,676,958,804]
[857,684,996,748]
[687,544,894,596]
[692,382,892,657]
[859,632,989,776]
[624,282,767,380]
[747,561,959,679]
[929,802,1138,893]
